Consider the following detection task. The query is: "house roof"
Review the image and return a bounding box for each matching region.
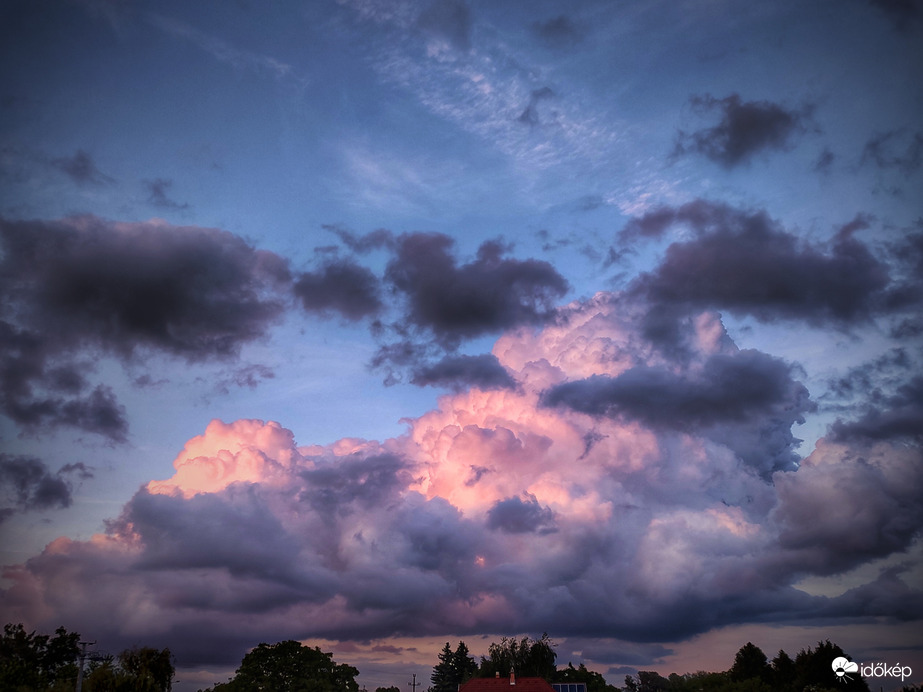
[459,677,555,692]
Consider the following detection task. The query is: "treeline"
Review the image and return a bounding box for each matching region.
[5,623,921,692]
[0,623,173,692]
[430,635,921,692]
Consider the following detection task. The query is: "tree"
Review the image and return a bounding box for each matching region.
[81,646,174,692]
[0,622,80,691]
[793,640,869,692]
[729,642,770,684]
[431,642,457,692]
[478,633,556,680]
[375,687,401,692]
[552,662,618,692]
[431,641,477,692]
[204,640,359,692]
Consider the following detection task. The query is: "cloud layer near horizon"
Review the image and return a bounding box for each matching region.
[2,292,920,668]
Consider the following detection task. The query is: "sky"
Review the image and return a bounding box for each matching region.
[0,0,922,690]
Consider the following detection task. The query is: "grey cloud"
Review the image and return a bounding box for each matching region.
[861,129,923,175]
[294,259,383,321]
[417,0,471,51]
[622,203,890,339]
[144,177,190,209]
[0,454,91,521]
[542,349,812,477]
[531,15,583,48]
[51,149,113,186]
[0,215,290,439]
[328,226,396,254]
[486,494,556,534]
[518,87,555,127]
[868,0,923,30]
[385,233,568,348]
[674,94,814,168]
[410,353,517,391]
[829,375,923,443]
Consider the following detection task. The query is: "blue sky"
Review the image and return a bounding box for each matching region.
[1,0,922,690]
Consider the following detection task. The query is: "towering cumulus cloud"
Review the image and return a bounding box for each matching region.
[3,291,920,667]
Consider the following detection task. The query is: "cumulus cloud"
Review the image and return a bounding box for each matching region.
[619,202,895,349]
[410,353,517,391]
[3,293,919,666]
[673,94,814,167]
[385,233,569,347]
[542,349,813,477]
[0,215,291,439]
[294,259,383,321]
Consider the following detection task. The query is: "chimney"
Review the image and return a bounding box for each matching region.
[510,672,516,686]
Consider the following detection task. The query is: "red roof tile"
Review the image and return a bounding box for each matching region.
[459,677,555,692]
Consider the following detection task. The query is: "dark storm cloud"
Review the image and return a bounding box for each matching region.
[542,350,812,476]
[531,15,583,47]
[0,215,291,439]
[829,376,923,443]
[143,177,190,209]
[674,94,814,168]
[385,233,569,347]
[417,0,472,51]
[410,353,517,391]
[0,454,92,521]
[861,129,923,175]
[622,202,890,333]
[486,493,556,534]
[294,259,383,321]
[51,149,113,186]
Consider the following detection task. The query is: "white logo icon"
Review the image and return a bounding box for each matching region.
[832,657,859,682]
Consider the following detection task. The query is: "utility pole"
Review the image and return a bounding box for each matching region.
[409,672,420,692]
[75,640,94,692]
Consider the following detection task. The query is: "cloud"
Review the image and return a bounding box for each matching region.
[416,0,472,52]
[0,215,291,439]
[294,259,383,321]
[620,202,892,343]
[867,0,923,30]
[542,349,812,478]
[143,178,189,209]
[829,375,923,443]
[1,294,920,668]
[486,493,556,534]
[51,150,113,186]
[531,15,583,48]
[410,353,517,391]
[0,455,92,522]
[861,129,923,175]
[385,233,569,348]
[517,87,555,128]
[673,94,814,167]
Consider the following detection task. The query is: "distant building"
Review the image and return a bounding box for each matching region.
[459,673,555,692]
